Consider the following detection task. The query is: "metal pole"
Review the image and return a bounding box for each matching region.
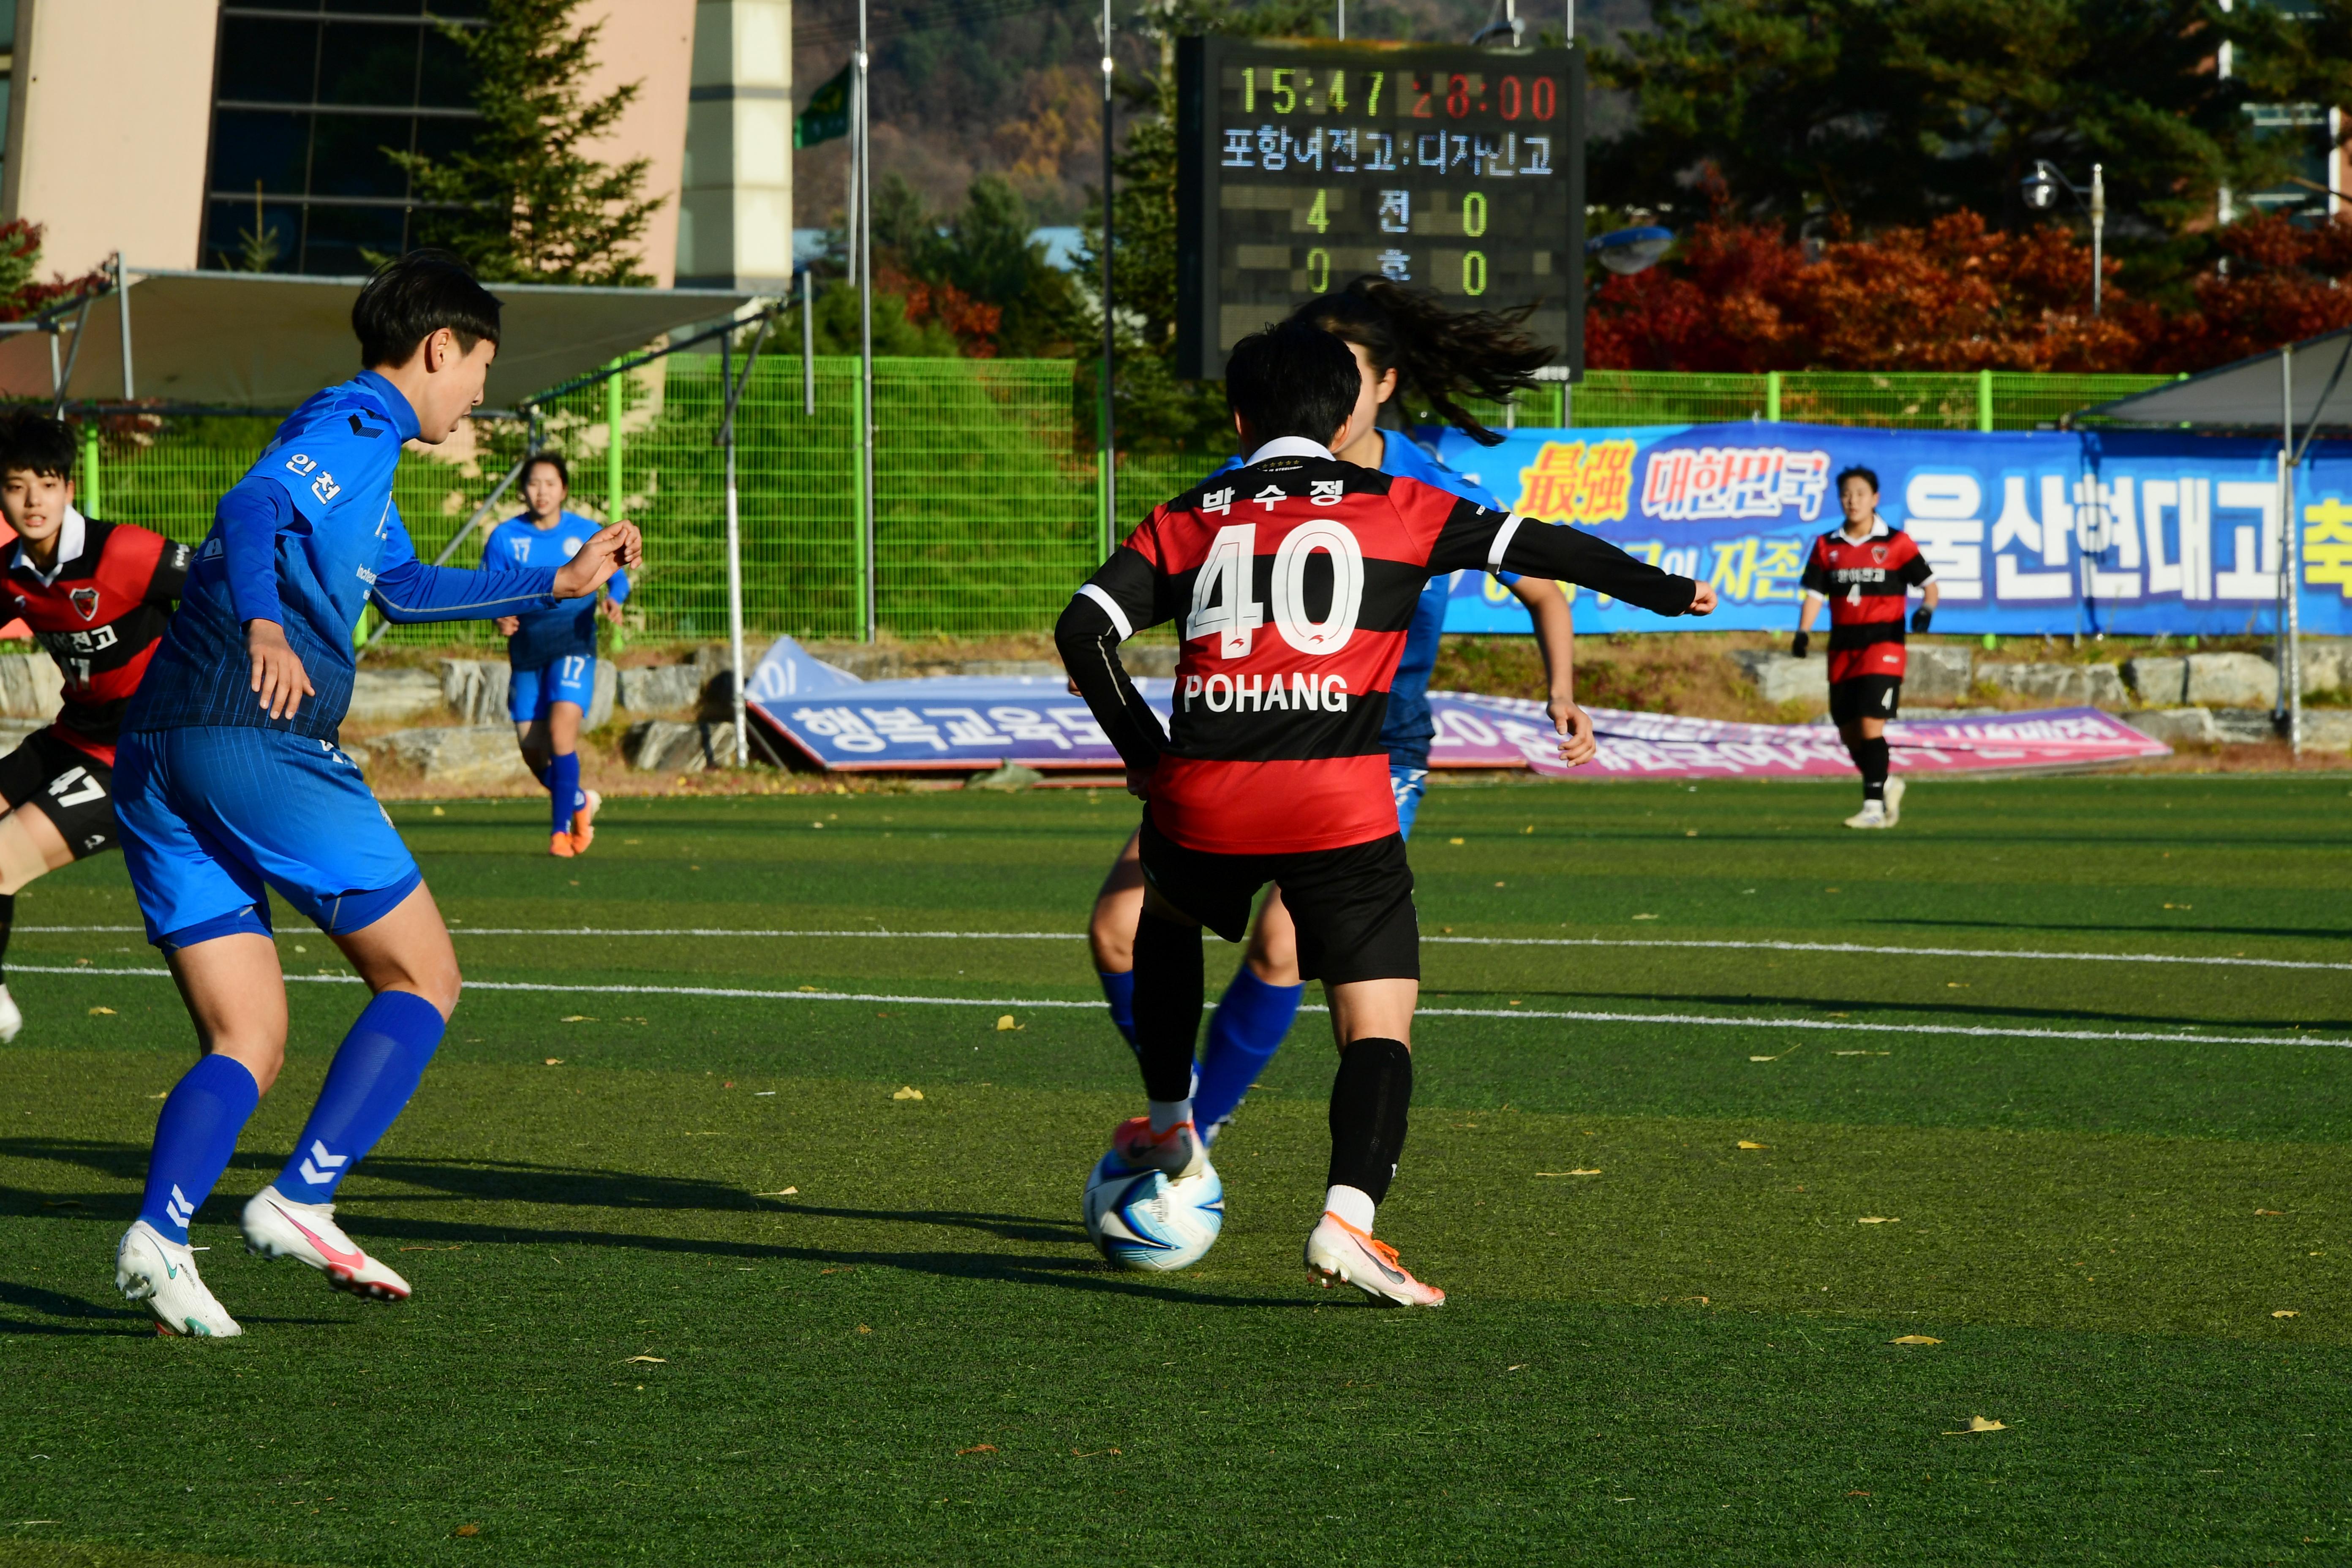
[1565,0,1574,41]
[2281,344,2303,755]
[1337,0,1344,39]
[801,267,816,416]
[606,356,624,523]
[716,313,773,771]
[856,19,877,645]
[1100,0,1117,558]
[114,253,134,399]
[47,327,60,409]
[2090,163,2105,319]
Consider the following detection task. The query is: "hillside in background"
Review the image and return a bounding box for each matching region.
[790,0,1649,228]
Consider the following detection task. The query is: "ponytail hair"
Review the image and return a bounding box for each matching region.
[1287,276,1554,447]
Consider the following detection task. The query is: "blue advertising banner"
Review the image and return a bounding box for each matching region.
[1425,421,2352,638]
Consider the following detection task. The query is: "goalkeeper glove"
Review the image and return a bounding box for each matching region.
[1791,631,1810,658]
[1911,607,1933,633]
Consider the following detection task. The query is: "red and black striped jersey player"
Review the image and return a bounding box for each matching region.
[1793,465,1939,829]
[0,411,191,1041]
[1055,322,1715,1306]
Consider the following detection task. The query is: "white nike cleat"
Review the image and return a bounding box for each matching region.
[1304,1211,1445,1307]
[116,1220,242,1338]
[1844,800,1889,830]
[241,1185,411,1302]
[0,983,22,1043]
[1883,776,1906,827]
[1110,1115,1207,1181]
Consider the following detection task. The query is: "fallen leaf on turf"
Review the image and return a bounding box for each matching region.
[560,1015,593,1023]
[1737,1140,1769,1149]
[1685,829,1699,837]
[1857,1216,1898,1224]
[87,1007,114,1016]
[1848,1490,1872,1497]
[2257,1209,2287,1216]
[1533,1169,1603,1177]
[1948,1417,2007,1434]
[1889,1336,1943,1345]
[1070,1448,1122,1458]
[755,1187,799,1197]
[1632,913,1658,920]
[431,806,446,817]
[957,1444,998,1456]
[893,1086,925,1100]
[2274,1309,2300,1318]
[1494,880,1506,888]
[797,985,819,993]
[1946,982,1968,988]
[543,1058,563,1067]
[995,1015,1020,1031]
[1750,1045,1801,1062]
[1505,1364,1528,1372]
[1833,1050,1890,1056]
[1678,1296,1711,1305]
[453,1524,479,1537]
[624,1356,666,1364]
[855,1324,872,1334]
[1448,837,1464,845]
[2164,902,2191,910]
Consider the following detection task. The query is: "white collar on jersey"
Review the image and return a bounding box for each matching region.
[1835,514,1892,542]
[1243,436,1336,466]
[11,504,86,586]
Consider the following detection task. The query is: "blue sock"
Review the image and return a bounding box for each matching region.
[138,1054,261,1244]
[1194,966,1304,1130]
[1097,969,1137,1053]
[549,751,580,835]
[273,990,447,1205]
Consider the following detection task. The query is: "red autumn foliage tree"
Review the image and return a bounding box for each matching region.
[2123,213,2352,371]
[872,262,1005,358]
[0,219,108,322]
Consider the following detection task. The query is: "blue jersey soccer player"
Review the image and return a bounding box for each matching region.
[110,250,641,1338]
[485,451,630,856]
[1085,278,1590,1145]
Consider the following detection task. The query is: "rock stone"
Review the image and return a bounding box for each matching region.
[1729,649,1829,710]
[438,657,612,728]
[363,726,535,789]
[1976,661,2129,708]
[2209,707,2283,745]
[2122,708,2216,747]
[2184,652,2279,708]
[347,667,449,724]
[625,719,714,773]
[2299,709,2352,751]
[0,652,63,719]
[2123,656,2188,705]
[2297,640,2350,694]
[1903,645,1974,705]
[615,662,707,715]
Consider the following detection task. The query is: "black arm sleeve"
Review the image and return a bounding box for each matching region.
[1899,551,1934,587]
[146,537,192,604]
[1056,592,1166,774]
[1426,499,1696,617]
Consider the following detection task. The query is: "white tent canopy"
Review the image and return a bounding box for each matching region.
[0,268,759,410]
[2078,328,2352,432]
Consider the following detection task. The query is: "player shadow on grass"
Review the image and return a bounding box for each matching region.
[1879,916,2352,942]
[1470,988,2352,1034]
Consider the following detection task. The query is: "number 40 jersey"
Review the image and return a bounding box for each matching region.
[2,507,189,767]
[1057,436,1702,856]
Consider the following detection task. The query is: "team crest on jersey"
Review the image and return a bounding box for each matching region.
[1870,544,1889,564]
[68,587,99,621]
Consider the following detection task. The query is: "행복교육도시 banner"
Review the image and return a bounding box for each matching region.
[1427,420,2352,638]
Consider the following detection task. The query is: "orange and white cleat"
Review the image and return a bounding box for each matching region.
[241,1184,412,1303]
[1304,1211,1445,1307]
[548,830,576,858]
[569,788,602,855]
[1109,1115,1207,1181]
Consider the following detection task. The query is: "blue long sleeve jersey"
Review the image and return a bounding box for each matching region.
[483,510,629,669]
[1208,428,1508,771]
[127,370,565,741]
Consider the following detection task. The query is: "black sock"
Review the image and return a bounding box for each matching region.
[0,890,16,982]
[1130,911,1203,1103]
[1857,736,1890,802]
[1327,1037,1413,1203]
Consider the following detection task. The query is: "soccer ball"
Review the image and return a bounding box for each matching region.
[1082,1150,1225,1271]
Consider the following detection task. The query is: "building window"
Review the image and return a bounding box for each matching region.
[200,1,487,276]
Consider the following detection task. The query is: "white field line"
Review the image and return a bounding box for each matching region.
[21,925,2348,972]
[17,964,2346,1052]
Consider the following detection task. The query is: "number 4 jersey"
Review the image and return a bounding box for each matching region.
[1057,436,1702,855]
[1799,519,1933,685]
[1,506,189,766]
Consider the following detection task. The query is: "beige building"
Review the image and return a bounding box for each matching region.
[0,0,785,291]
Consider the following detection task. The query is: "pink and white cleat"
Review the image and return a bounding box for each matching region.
[1109,1115,1207,1181]
[1304,1211,1446,1307]
[241,1184,411,1302]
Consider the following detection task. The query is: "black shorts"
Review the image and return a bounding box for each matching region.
[1829,675,1903,725]
[1137,812,1418,986]
[0,728,118,859]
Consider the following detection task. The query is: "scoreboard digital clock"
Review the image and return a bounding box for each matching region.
[1175,36,1584,381]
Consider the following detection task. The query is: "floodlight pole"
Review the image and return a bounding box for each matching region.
[1100,0,1117,558]
[114,253,133,399]
[856,5,878,645]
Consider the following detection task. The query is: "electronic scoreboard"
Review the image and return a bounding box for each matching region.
[1175,36,1583,381]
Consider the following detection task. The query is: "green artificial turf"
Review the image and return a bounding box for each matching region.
[0,775,2347,1565]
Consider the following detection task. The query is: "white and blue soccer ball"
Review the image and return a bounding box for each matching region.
[1083,1150,1225,1271]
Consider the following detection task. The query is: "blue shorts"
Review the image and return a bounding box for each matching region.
[509,655,597,722]
[115,727,423,950]
[1390,765,1430,841]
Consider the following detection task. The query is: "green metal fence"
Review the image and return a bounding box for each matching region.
[74,361,2175,643]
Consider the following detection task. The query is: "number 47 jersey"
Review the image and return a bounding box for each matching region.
[1057,438,1703,856]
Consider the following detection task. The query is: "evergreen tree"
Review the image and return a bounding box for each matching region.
[390,0,662,285]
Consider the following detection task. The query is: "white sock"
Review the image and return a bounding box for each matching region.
[1323,1184,1376,1232]
[1148,1099,1192,1135]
